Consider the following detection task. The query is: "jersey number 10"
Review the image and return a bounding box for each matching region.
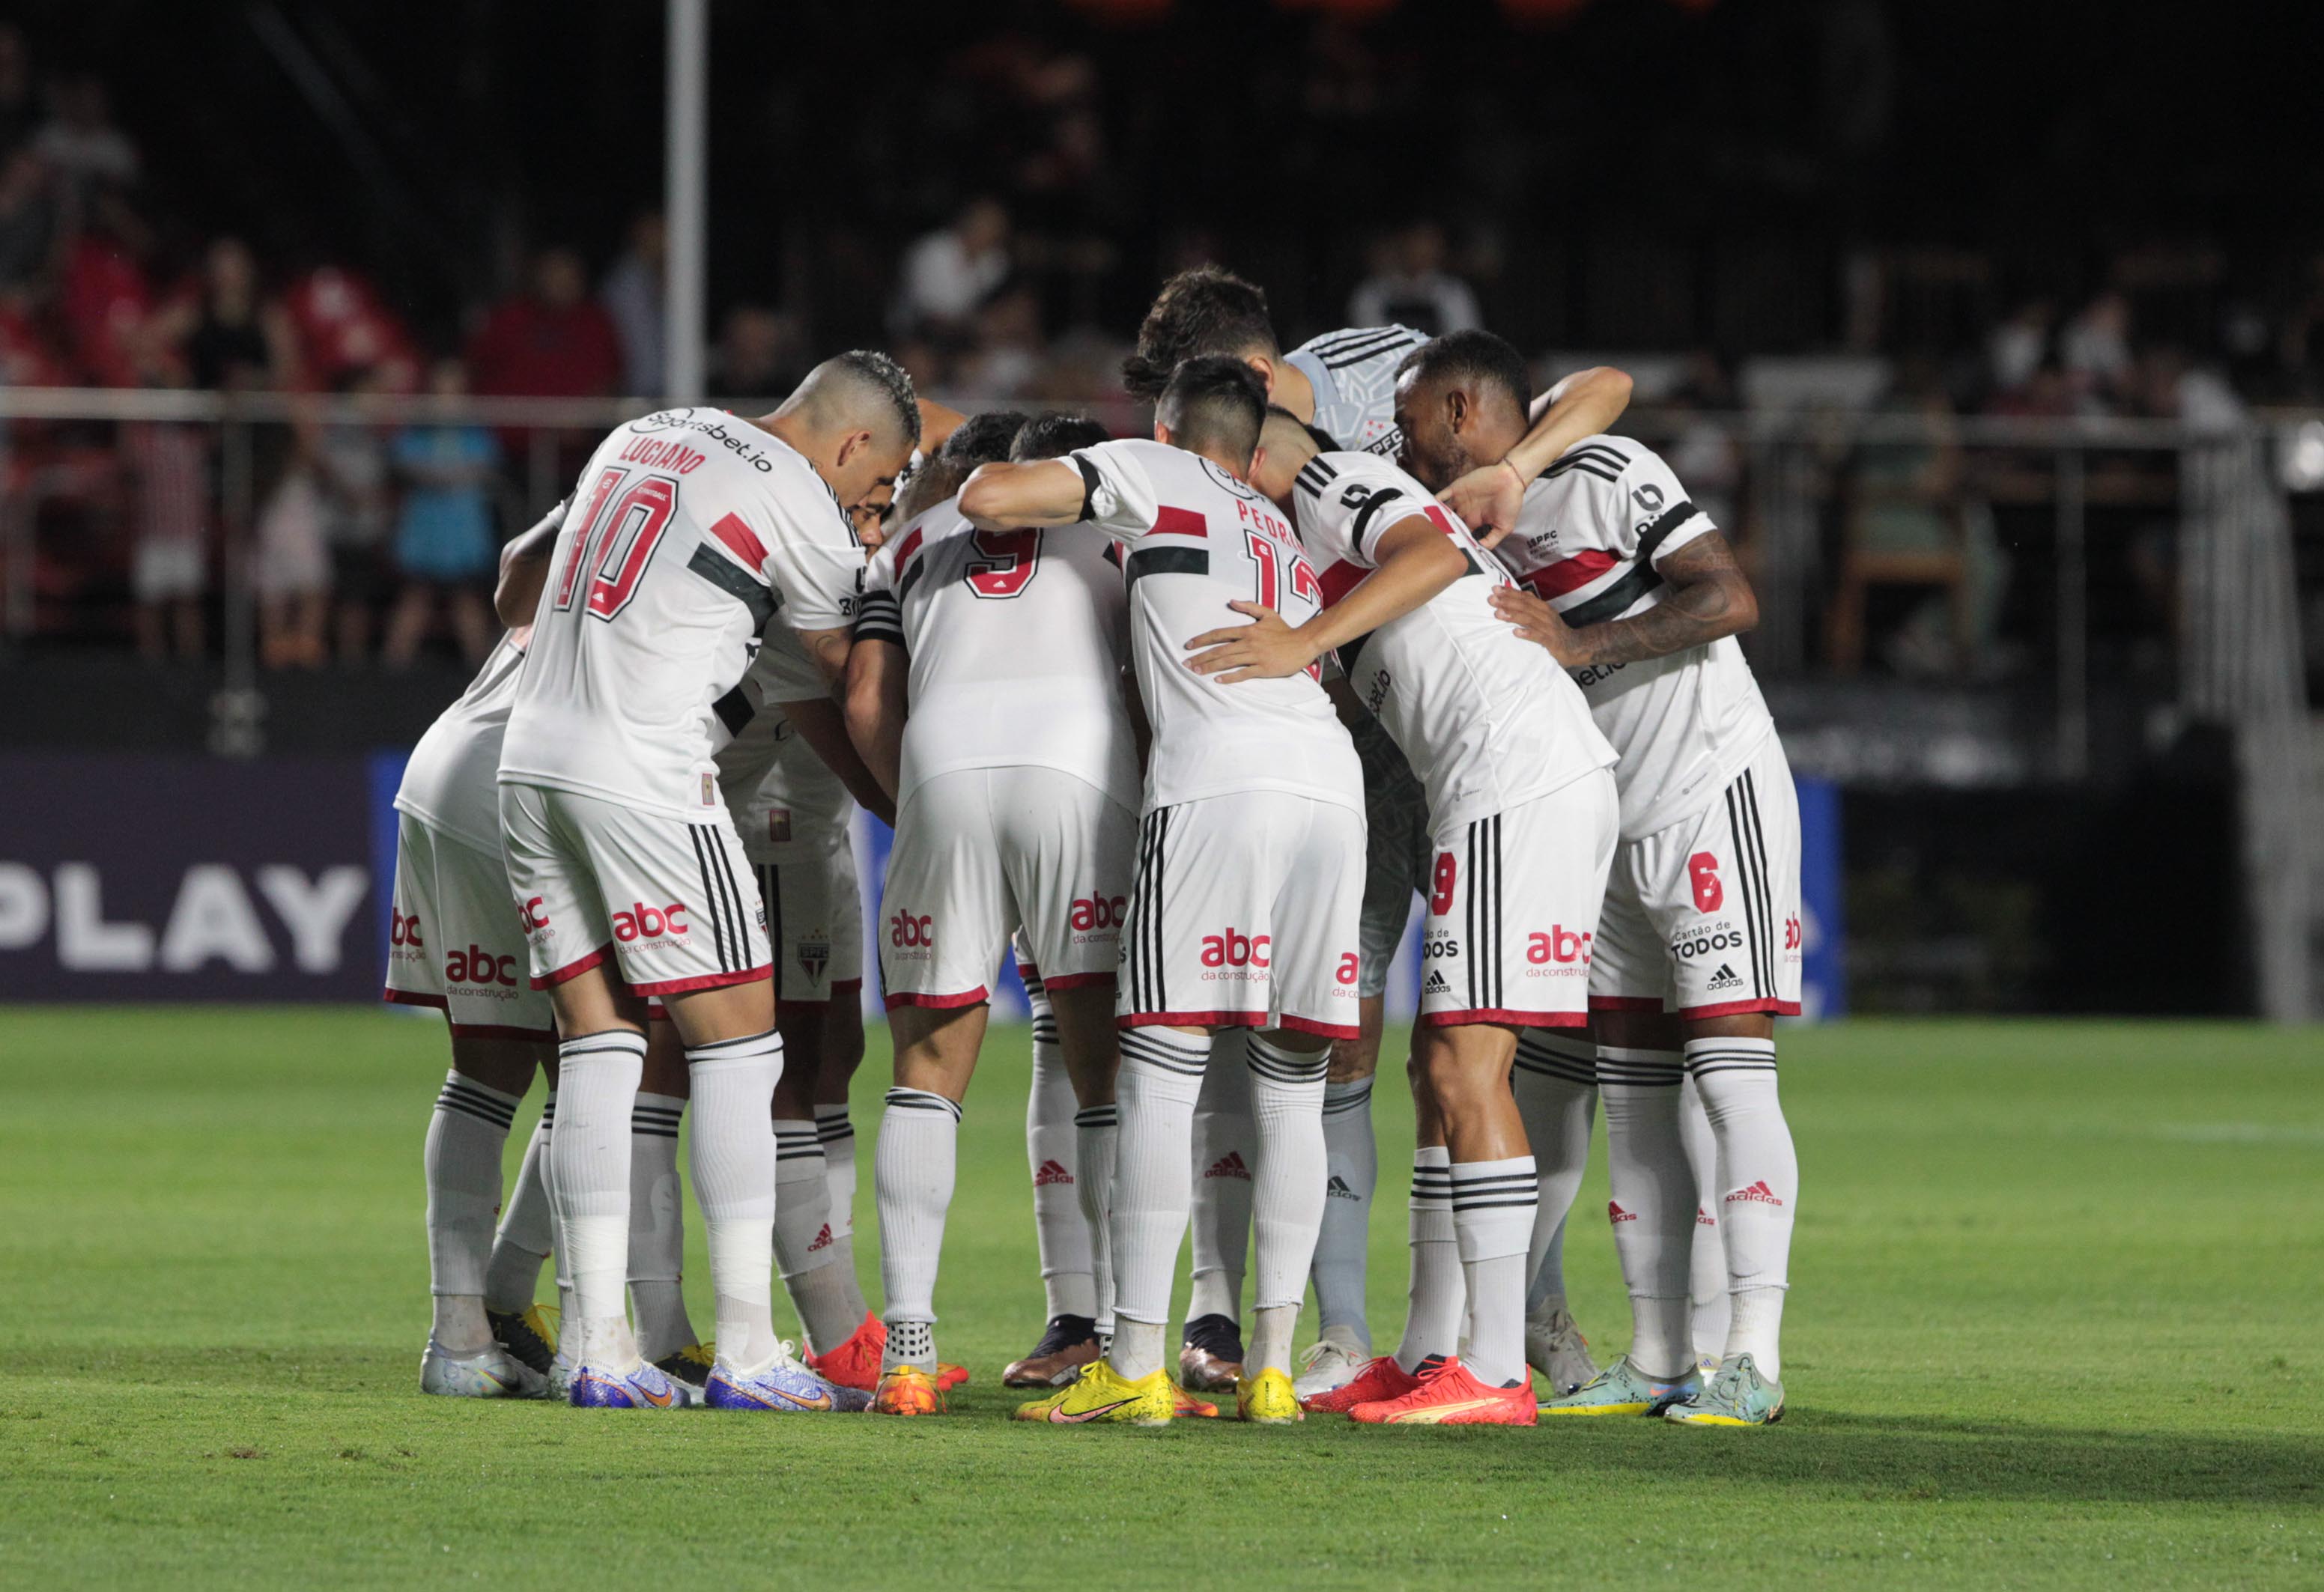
[554,466,680,620]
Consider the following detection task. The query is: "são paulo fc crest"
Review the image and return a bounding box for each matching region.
[766,807,793,845]
[797,937,831,984]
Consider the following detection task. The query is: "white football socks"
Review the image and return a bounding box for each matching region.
[875,1087,959,1369]
[813,1101,871,1320]
[1686,1036,1795,1379]
[1245,1035,1328,1340]
[1185,1028,1253,1325]
[773,1119,858,1355]
[626,1091,694,1361]
[686,1030,783,1376]
[1451,1155,1538,1388]
[1598,1045,1694,1381]
[1026,1013,1096,1319]
[551,1031,647,1368]
[1678,1072,1731,1362]
[424,1069,518,1352]
[1075,1102,1119,1334]
[1395,1146,1461,1374]
[1108,1027,1210,1379]
[1513,1032,1597,1317]
[1311,1077,1376,1350]
[485,1097,554,1316]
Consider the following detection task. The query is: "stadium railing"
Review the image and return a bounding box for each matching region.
[1,386,2314,1018]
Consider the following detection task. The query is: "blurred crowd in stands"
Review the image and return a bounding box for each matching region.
[0,14,2314,681]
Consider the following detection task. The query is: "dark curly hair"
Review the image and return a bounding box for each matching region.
[1120,267,1278,401]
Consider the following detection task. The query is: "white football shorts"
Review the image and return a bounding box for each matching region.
[1417,770,1618,1029]
[879,766,1134,1009]
[1590,734,1803,1020]
[383,812,556,1041]
[1116,790,1365,1041]
[746,836,864,1006]
[498,781,771,998]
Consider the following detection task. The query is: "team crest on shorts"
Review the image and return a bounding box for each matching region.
[766,808,793,845]
[796,937,831,983]
[701,773,715,806]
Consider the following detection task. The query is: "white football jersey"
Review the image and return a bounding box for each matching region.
[1284,325,1430,457]
[857,492,1139,809]
[397,629,528,854]
[712,625,853,851]
[1070,438,1361,814]
[1289,451,1615,833]
[1490,436,1776,839]
[500,408,862,821]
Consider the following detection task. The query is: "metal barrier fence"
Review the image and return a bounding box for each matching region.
[2,386,2315,1015]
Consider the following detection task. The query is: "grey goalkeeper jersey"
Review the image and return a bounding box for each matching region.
[1283,324,1430,458]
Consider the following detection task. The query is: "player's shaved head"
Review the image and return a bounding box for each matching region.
[765,347,922,513]
[1393,330,1532,492]
[1123,267,1278,401]
[1156,356,1267,473]
[1011,413,1111,461]
[787,349,923,449]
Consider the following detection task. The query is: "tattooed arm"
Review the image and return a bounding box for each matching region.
[1486,530,1758,669]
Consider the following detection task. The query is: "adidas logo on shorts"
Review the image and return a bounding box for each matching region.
[1705,962,1744,991]
[1423,970,1451,994]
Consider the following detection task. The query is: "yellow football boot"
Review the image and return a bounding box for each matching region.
[1013,1359,1175,1426]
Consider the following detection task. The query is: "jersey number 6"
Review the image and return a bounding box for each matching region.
[965,527,1042,598]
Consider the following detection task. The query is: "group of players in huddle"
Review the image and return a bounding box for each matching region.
[388,266,1801,1430]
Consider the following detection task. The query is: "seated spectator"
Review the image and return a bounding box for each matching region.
[382,359,498,667]
[600,210,665,395]
[708,303,807,398]
[1347,220,1480,336]
[467,247,622,398]
[119,355,208,661]
[149,237,298,392]
[893,197,1010,344]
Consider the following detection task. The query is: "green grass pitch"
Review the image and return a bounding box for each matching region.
[2,1009,2320,1588]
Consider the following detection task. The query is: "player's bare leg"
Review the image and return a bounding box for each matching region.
[869,1000,988,1412]
[421,1034,545,1397]
[1346,1024,1536,1425]
[1298,997,1381,1396]
[1663,1010,1795,1426]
